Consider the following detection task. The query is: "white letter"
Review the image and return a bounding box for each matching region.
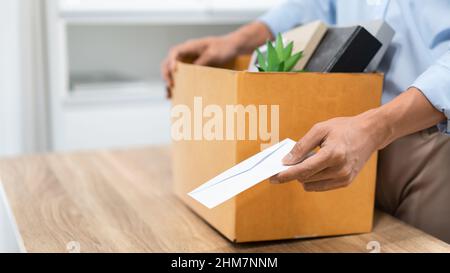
[193,96,203,140]
[203,105,224,141]
[259,105,279,150]
[171,105,191,141]
[225,105,258,140]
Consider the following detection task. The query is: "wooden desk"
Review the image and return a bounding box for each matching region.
[0,146,449,253]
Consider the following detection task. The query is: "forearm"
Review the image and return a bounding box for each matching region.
[225,21,274,55]
[362,88,447,150]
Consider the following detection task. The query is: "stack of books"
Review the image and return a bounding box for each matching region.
[249,20,395,73]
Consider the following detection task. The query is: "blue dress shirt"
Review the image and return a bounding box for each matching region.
[259,0,450,134]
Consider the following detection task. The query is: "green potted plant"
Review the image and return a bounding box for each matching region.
[256,33,304,72]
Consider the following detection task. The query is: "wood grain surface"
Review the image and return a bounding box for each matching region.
[0,146,449,253]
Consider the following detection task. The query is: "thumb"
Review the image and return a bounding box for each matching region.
[283,124,327,165]
[193,51,214,67]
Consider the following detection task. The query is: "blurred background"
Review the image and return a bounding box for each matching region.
[0,0,280,156]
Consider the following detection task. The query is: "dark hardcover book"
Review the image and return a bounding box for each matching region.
[305,26,382,73]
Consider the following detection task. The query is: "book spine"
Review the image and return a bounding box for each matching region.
[324,26,363,72]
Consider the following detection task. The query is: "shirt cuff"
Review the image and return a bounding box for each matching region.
[411,52,450,135]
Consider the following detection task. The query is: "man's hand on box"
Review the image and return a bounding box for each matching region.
[161,35,239,91]
[269,88,447,192]
[161,21,274,98]
[270,116,381,192]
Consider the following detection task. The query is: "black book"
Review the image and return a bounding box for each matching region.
[305,25,382,73]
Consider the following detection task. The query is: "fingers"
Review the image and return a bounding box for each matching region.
[268,116,371,192]
[301,165,353,184]
[193,50,216,66]
[271,147,334,184]
[193,42,224,67]
[283,123,328,166]
[301,178,350,192]
[161,58,173,88]
[170,39,208,69]
[166,86,172,99]
[161,39,209,87]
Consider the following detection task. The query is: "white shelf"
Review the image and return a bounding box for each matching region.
[65,80,167,105]
[60,13,264,25]
[48,0,281,151]
[59,0,278,24]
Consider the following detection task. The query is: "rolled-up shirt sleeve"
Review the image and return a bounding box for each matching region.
[412,51,450,134]
[258,0,336,35]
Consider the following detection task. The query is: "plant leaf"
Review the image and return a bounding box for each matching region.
[256,48,267,71]
[285,51,303,72]
[252,35,304,73]
[277,61,285,72]
[266,41,280,72]
[283,41,294,62]
[275,33,284,60]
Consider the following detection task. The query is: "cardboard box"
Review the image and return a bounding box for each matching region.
[171,56,383,243]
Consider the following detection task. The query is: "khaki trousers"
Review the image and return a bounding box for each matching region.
[376,127,450,243]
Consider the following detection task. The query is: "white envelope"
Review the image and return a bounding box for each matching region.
[188,139,297,209]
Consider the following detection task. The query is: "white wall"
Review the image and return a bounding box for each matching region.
[0,0,24,252]
[0,0,23,156]
[0,0,49,156]
[2,0,273,154]
[20,0,50,154]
